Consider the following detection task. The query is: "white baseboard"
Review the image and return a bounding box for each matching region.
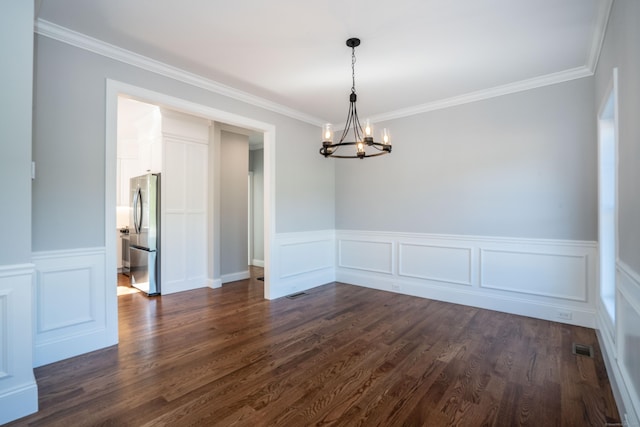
[336,230,597,328]
[267,268,335,300]
[207,278,222,289]
[221,270,250,284]
[0,382,38,425]
[161,276,208,295]
[251,259,265,267]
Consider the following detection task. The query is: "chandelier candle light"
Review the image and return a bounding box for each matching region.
[320,38,392,159]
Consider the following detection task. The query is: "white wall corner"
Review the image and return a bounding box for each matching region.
[207,278,222,289]
[0,263,38,424]
[251,259,265,268]
[598,260,640,426]
[267,230,336,300]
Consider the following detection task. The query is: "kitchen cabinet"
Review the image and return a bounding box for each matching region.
[137,137,162,175]
[116,99,162,206]
[116,157,140,206]
[160,109,209,294]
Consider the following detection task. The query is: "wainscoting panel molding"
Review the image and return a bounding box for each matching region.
[399,243,472,285]
[268,230,335,300]
[38,266,94,332]
[336,230,597,328]
[32,248,116,367]
[479,249,588,301]
[0,263,38,424]
[338,239,393,274]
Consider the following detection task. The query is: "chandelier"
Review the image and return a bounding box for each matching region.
[320,38,392,159]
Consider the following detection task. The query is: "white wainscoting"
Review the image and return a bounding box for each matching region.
[32,248,117,367]
[161,133,209,295]
[597,261,640,427]
[399,243,472,286]
[479,249,588,301]
[267,230,335,300]
[0,263,38,424]
[336,230,597,328]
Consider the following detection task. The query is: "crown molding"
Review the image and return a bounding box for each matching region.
[34,19,325,127]
[366,66,593,124]
[587,0,613,73]
[35,4,613,130]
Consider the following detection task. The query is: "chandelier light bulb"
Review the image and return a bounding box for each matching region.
[322,123,333,142]
[364,119,373,137]
[382,128,390,144]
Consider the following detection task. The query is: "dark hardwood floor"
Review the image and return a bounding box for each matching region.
[9,269,620,426]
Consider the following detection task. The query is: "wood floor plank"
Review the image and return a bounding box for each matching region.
[7,270,621,426]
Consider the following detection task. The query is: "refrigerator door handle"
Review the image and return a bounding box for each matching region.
[137,188,143,232]
[132,187,139,233]
[134,187,143,233]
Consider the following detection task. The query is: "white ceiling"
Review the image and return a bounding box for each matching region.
[35,0,610,126]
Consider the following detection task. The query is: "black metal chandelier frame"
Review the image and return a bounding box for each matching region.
[320,38,392,159]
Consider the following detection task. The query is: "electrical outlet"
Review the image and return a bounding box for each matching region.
[557,311,573,321]
[391,283,401,291]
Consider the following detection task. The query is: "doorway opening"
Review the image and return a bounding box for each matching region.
[105,80,276,343]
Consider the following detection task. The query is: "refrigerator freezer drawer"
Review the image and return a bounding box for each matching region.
[130,246,160,296]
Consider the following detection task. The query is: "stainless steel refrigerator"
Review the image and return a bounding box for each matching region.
[129,173,160,296]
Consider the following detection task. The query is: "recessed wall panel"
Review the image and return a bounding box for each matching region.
[163,139,186,211]
[399,243,471,285]
[38,268,93,332]
[162,213,186,283]
[339,240,393,274]
[186,213,207,282]
[280,240,332,279]
[480,249,587,301]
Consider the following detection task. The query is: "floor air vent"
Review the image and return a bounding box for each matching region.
[572,343,594,358]
[286,292,308,300]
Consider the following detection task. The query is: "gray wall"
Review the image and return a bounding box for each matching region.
[220,131,249,276]
[249,148,264,262]
[594,2,640,421]
[335,77,596,240]
[595,0,640,273]
[0,0,33,264]
[32,35,335,252]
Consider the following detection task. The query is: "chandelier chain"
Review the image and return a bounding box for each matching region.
[351,46,357,94]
